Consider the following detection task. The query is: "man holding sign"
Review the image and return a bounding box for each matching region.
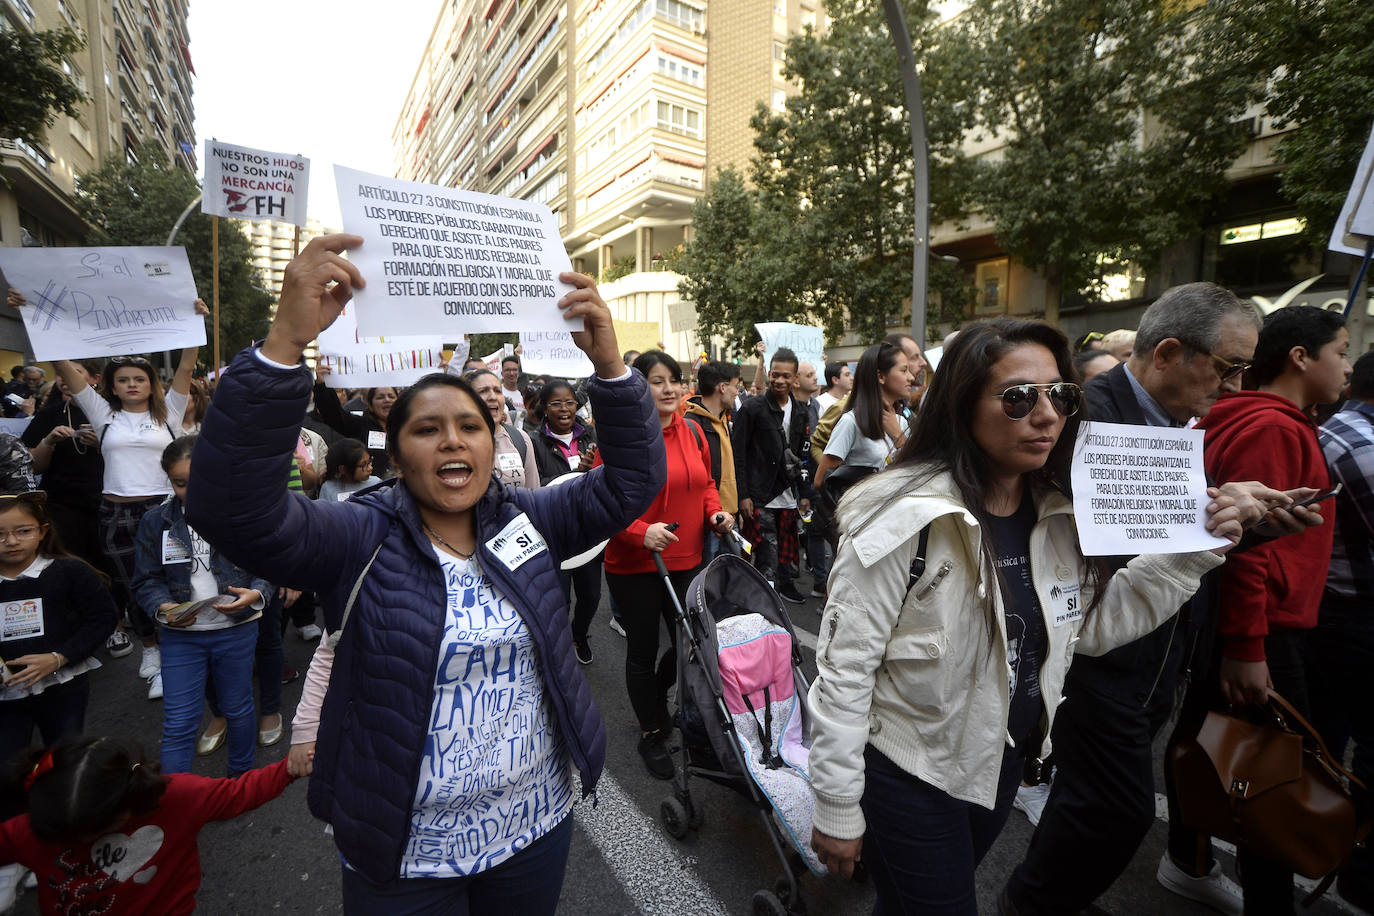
[1006,283,1316,916]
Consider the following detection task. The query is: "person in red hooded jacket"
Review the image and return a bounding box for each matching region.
[1194,305,1351,915]
[598,351,733,781]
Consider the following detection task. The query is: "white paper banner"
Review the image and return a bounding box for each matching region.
[202,140,310,227]
[0,247,205,361]
[444,339,472,376]
[755,322,825,374]
[315,306,444,388]
[519,330,593,378]
[1071,422,1228,556]
[1330,122,1374,257]
[334,165,576,338]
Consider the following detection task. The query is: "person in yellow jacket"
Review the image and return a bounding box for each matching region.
[683,360,739,563]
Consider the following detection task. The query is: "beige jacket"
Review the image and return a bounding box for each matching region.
[807,465,1223,840]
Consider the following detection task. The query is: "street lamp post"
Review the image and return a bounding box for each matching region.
[162,195,203,376]
[881,0,930,347]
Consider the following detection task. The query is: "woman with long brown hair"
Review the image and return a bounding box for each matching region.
[807,318,1249,914]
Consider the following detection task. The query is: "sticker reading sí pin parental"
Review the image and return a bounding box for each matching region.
[486,513,548,571]
[1049,582,1082,628]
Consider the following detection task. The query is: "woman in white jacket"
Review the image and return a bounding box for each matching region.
[807,318,1246,915]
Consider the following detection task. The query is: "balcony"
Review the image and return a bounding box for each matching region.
[0,138,51,173]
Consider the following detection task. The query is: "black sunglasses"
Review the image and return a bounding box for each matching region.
[991,383,1083,420]
[108,356,154,369]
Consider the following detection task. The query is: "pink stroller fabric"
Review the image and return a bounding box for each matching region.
[715,613,823,874]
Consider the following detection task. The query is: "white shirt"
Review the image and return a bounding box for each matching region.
[74,385,188,497]
[503,385,524,412]
[400,548,574,878]
[824,411,910,471]
[816,392,839,415]
[765,399,798,511]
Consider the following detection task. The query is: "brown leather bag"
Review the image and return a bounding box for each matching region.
[1170,692,1371,885]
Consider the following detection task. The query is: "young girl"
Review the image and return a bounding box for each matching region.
[0,736,294,915]
[317,438,381,503]
[132,437,272,778]
[5,289,209,700]
[0,491,119,903]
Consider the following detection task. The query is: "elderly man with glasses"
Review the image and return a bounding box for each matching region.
[1003,282,1319,916]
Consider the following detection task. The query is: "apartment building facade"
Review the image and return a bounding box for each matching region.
[0,0,196,365]
[395,0,826,358]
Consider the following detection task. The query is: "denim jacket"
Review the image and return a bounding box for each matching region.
[132,497,274,624]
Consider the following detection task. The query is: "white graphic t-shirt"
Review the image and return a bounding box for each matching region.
[400,548,574,877]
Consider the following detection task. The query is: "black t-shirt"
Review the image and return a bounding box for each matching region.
[23,397,105,507]
[983,490,1048,747]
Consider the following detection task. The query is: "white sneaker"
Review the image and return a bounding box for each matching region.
[146,672,163,700]
[297,623,322,641]
[1156,853,1243,916]
[1013,782,1051,827]
[21,870,34,890]
[138,645,162,679]
[105,630,133,658]
[608,618,626,638]
[0,862,22,910]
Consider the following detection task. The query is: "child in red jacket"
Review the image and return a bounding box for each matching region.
[0,735,294,915]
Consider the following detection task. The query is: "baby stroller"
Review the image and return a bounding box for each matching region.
[651,546,821,916]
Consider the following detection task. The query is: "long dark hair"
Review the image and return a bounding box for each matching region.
[1,737,167,841]
[100,357,169,425]
[894,318,1107,613]
[843,342,903,440]
[324,438,369,483]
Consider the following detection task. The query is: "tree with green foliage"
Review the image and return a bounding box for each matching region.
[0,27,87,147]
[1209,0,1374,246]
[677,0,969,349]
[76,145,274,365]
[940,0,1260,316]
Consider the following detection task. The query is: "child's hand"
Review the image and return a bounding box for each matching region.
[4,652,64,688]
[287,742,316,778]
[159,602,197,627]
[219,587,261,612]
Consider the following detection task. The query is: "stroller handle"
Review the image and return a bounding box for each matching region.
[649,521,680,579]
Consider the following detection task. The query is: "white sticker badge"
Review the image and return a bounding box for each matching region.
[1049,581,1083,628]
[1,598,44,641]
[162,531,192,565]
[497,452,522,474]
[485,513,548,571]
[367,430,387,451]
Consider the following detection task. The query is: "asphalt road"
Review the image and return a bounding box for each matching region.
[11,578,1364,915]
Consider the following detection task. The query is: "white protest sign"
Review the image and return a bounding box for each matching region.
[335,164,575,337]
[443,339,472,377]
[0,247,204,361]
[315,306,444,388]
[519,330,594,378]
[1330,123,1374,257]
[1070,422,1228,556]
[479,348,504,372]
[756,322,825,374]
[202,140,310,227]
[668,300,697,334]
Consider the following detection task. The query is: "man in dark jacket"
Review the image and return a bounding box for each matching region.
[732,346,815,603]
[1005,282,1310,916]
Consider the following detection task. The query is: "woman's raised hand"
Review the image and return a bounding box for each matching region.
[263,234,365,365]
[558,272,624,379]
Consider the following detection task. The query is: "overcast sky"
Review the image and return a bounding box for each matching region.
[188,1,441,229]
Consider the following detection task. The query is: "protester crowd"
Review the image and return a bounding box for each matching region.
[0,236,1367,916]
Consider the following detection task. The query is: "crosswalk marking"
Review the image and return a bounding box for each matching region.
[575,771,729,915]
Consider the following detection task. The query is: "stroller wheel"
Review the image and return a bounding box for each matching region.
[660,797,690,840]
[775,877,807,916]
[751,890,788,916]
[678,791,704,829]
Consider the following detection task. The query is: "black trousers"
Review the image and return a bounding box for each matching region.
[1006,616,1184,914]
[559,557,602,644]
[606,567,695,733]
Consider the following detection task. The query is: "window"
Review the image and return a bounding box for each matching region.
[771,89,786,111]
[657,54,702,86]
[656,100,701,138]
[772,40,786,60]
[587,0,704,77]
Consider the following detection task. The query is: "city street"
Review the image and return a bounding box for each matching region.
[13,585,1362,916]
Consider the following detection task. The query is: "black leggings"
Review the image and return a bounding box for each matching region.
[606,567,696,733]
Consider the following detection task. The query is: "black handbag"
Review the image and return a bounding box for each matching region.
[820,463,879,514]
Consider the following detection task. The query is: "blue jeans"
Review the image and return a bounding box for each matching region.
[208,592,283,719]
[340,813,573,915]
[160,622,258,776]
[861,744,1023,916]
